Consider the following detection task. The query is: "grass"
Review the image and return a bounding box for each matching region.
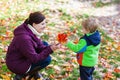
[0,0,120,80]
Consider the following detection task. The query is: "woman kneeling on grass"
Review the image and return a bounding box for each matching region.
[6,11,59,80]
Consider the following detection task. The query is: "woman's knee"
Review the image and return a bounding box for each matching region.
[45,56,51,65]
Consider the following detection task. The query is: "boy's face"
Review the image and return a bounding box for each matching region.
[82,27,89,34]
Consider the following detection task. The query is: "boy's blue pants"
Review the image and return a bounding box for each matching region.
[79,65,95,80]
[30,41,51,71]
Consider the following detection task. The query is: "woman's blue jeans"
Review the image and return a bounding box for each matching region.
[29,41,51,71]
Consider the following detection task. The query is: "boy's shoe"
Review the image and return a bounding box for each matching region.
[13,74,25,80]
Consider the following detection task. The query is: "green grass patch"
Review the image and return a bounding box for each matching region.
[48,22,56,27]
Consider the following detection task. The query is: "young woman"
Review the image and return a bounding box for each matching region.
[6,11,59,80]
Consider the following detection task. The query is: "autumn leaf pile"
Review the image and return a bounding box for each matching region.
[0,0,120,80]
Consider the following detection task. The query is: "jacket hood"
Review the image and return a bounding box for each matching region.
[86,30,101,46]
[14,23,30,36]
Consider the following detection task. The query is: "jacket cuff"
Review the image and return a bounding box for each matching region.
[48,46,53,54]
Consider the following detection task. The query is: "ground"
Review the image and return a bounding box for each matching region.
[0,0,120,80]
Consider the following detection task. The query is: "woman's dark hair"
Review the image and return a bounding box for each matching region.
[25,11,45,26]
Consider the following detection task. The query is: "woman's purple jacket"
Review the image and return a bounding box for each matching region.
[6,22,53,74]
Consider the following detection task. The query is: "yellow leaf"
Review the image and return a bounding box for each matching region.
[117,46,120,51]
[49,74,54,79]
[6,30,12,37]
[61,63,72,67]
[55,75,64,79]
[0,74,11,80]
[53,65,61,71]
[1,20,6,25]
[104,77,110,80]
[105,45,112,51]
[37,78,42,80]
[112,42,120,51]
[65,67,73,72]
[59,54,66,59]
[71,58,77,63]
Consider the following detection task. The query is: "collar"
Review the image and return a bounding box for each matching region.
[27,24,43,38]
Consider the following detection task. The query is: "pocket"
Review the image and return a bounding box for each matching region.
[76,54,80,59]
[76,53,83,65]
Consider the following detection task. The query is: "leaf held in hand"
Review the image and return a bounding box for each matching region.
[57,33,68,43]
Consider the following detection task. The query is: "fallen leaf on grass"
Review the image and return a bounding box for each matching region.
[0,20,6,26]
[6,30,12,37]
[53,65,61,71]
[49,74,55,79]
[0,74,11,80]
[117,46,120,51]
[59,54,66,59]
[61,62,73,67]
[114,68,120,73]
[0,58,6,64]
[65,67,73,72]
[55,75,64,79]
[71,58,77,63]
[104,72,114,79]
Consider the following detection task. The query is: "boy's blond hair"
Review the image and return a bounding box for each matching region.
[82,17,99,33]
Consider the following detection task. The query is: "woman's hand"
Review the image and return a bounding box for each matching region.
[50,43,60,51]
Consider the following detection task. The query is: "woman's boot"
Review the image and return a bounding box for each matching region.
[13,74,26,80]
